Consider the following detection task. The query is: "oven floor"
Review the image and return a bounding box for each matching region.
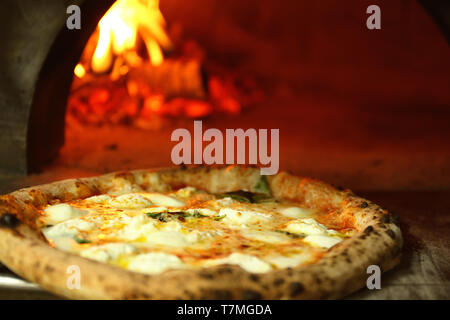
[0,188,448,300]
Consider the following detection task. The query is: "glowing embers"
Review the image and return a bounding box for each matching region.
[68,0,263,128]
[74,64,86,79]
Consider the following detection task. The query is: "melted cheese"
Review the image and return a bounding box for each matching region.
[145,231,190,247]
[127,252,186,274]
[242,230,291,244]
[220,208,271,226]
[85,195,112,204]
[39,189,351,275]
[141,193,184,207]
[264,252,313,269]
[278,207,313,219]
[174,187,198,198]
[284,218,328,235]
[42,218,97,251]
[43,204,88,225]
[109,194,153,209]
[211,197,236,208]
[116,215,158,241]
[143,227,215,248]
[43,218,96,239]
[80,243,137,263]
[303,235,342,248]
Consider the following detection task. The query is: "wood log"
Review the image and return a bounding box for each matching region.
[127,58,207,100]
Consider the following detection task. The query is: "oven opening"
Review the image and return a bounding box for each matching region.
[68,0,251,125]
[53,0,267,178]
[0,0,446,191]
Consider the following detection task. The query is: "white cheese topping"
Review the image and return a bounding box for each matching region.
[264,252,313,269]
[127,252,186,274]
[108,194,153,209]
[162,220,183,232]
[145,231,192,248]
[42,218,97,251]
[303,235,342,248]
[39,190,350,275]
[185,229,219,243]
[43,204,89,225]
[278,206,313,219]
[80,243,137,263]
[114,216,214,247]
[284,218,328,236]
[219,208,271,226]
[85,195,112,204]
[42,218,96,239]
[141,193,185,207]
[211,197,236,208]
[242,230,291,244]
[174,187,198,198]
[116,214,158,241]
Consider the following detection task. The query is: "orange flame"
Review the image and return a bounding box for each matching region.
[89,0,171,74]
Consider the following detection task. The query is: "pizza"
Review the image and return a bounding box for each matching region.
[0,166,402,299]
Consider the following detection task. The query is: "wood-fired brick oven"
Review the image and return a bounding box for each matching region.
[0,0,449,300]
[0,0,448,187]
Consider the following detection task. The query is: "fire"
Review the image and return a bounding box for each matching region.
[68,0,255,127]
[88,0,171,74]
[74,63,86,78]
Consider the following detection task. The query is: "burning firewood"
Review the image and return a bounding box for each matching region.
[66,0,262,127]
[127,59,206,100]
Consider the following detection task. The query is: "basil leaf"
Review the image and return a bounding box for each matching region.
[190,210,207,218]
[251,193,274,203]
[217,190,253,203]
[254,175,271,195]
[74,236,92,244]
[147,213,163,219]
[146,212,171,222]
[146,211,208,222]
[217,189,275,204]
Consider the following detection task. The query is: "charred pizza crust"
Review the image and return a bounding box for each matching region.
[0,166,402,299]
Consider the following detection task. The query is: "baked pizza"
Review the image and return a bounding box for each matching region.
[0,166,402,299]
